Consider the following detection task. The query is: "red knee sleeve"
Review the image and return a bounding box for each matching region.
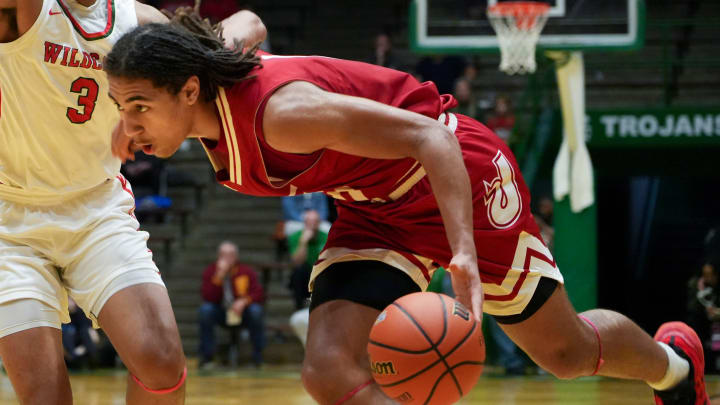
[333,379,374,405]
[579,315,604,376]
[131,366,187,395]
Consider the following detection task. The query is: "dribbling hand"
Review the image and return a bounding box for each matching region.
[448,253,483,323]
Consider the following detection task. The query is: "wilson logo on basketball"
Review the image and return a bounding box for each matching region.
[370,361,398,376]
[453,302,470,321]
[393,392,413,402]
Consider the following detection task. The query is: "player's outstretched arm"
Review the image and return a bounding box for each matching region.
[263,81,484,322]
[135,2,266,49]
[219,10,267,50]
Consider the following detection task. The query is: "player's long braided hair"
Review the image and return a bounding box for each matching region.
[104,4,261,102]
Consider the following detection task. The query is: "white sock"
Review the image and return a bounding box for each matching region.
[648,342,690,391]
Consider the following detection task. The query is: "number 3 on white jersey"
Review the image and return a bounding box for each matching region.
[483,150,522,229]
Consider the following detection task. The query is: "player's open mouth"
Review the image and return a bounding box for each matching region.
[142,144,153,154]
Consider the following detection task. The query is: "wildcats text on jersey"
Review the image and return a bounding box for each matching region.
[44,41,102,70]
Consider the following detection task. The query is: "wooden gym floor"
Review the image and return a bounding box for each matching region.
[1,366,719,404]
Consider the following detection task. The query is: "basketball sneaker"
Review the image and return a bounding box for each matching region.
[653,322,710,405]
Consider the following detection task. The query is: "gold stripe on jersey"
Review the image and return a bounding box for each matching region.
[388,166,426,201]
[384,112,457,201]
[199,141,222,172]
[217,88,243,185]
[326,186,370,202]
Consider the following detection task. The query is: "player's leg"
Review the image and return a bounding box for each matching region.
[98,284,186,404]
[63,177,185,404]
[498,280,666,380]
[304,300,393,405]
[0,232,74,405]
[498,280,708,402]
[0,300,72,405]
[302,261,421,405]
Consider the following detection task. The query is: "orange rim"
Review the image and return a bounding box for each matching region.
[487,2,550,30]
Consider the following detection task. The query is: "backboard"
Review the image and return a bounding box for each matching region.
[410,0,645,54]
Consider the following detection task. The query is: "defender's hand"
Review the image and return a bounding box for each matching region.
[111,121,139,163]
[448,253,483,323]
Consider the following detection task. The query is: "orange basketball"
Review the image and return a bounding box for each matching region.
[367,292,485,405]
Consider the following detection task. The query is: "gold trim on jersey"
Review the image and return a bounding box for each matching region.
[217,88,243,185]
[199,142,222,173]
[384,113,457,201]
[388,165,427,201]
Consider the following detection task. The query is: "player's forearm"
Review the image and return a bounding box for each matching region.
[415,128,476,258]
[220,10,267,49]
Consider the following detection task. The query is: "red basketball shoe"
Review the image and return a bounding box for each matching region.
[653,322,710,405]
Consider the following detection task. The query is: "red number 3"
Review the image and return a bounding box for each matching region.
[67,77,99,124]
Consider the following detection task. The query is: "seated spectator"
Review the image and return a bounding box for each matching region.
[687,258,720,373]
[61,297,98,369]
[287,210,329,347]
[288,210,328,310]
[485,95,516,145]
[198,241,266,368]
[281,193,331,236]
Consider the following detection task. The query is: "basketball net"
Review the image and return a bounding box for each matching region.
[487,2,550,75]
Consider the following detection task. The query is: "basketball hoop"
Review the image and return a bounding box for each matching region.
[487,2,550,75]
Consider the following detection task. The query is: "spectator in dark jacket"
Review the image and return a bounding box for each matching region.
[198,241,266,367]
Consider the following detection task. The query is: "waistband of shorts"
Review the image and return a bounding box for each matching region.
[0,179,112,205]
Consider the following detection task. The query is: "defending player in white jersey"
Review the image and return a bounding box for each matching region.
[0,1,266,403]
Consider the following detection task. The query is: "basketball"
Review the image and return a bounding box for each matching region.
[367,292,485,404]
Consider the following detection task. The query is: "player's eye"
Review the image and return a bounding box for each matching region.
[136,105,149,113]
[115,104,124,112]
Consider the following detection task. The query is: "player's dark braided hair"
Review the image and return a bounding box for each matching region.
[104,5,261,102]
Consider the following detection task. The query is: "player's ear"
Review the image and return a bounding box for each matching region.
[180,75,201,105]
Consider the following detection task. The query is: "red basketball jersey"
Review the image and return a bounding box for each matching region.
[200,53,562,316]
[202,52,455,202]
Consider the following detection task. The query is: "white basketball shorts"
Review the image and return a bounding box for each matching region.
[0,175,164,337]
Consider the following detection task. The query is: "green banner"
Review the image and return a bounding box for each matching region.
[586,108,720,148]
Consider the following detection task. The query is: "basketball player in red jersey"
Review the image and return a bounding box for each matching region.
[0,2,265,404]
[106,17,709,405]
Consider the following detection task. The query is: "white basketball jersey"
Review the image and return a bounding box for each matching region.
[0,0,137,198]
